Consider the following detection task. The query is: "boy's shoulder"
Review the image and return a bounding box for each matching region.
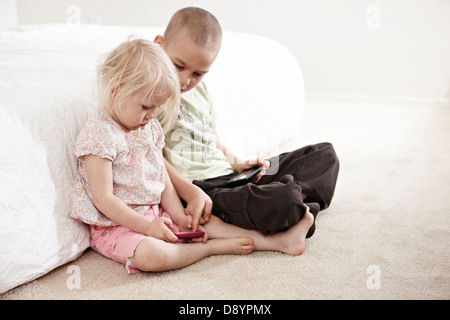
[181,81,213,113]
[196,81,209,95]
[182,81,210,101]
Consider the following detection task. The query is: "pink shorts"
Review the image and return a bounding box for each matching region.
[89,205,181,274]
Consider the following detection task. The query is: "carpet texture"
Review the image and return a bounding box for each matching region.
[1,98,449,300]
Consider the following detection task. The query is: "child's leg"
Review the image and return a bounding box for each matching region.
[259,142,340,210]
[130,236,253,272]
[198,175,307,234]
[194,143,339,235]
[204,208,314,256]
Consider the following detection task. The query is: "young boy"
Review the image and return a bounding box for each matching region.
[155,7,339,236]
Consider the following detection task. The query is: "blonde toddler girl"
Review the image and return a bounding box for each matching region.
[70,39,255,273]
[70,38,313,274]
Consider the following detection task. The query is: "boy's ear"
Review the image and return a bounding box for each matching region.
[154,35,165,47]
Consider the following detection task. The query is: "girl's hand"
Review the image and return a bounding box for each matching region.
[145,217,178,243]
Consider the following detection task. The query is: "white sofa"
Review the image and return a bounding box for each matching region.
[0,24,304,293]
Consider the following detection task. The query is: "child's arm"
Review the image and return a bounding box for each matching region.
[213,130,270,178]
[160,164,208,242]
[159,164,189,227]
[84,154,177,242]
[164,158,212,230]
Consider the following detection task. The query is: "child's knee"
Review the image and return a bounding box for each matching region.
[131,238,170,272]
[248,175,307,234]
[277,176,308,218]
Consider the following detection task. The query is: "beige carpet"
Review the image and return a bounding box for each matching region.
[2,97,449,300]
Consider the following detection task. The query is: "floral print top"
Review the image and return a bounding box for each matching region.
[70,111,165,226]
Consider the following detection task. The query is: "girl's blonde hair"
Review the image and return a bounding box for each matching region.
[97,38,180,133]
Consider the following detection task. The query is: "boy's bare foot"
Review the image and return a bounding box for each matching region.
[278,208,314,256]
[209,237,254,255]
[305,202,320,238]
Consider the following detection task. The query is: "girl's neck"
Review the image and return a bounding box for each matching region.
[107,111,131,133]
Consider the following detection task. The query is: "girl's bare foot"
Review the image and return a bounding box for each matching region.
[278,209,314,256]
[209,237,254,255]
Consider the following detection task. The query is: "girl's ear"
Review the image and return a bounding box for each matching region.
[154,35,165,47]
[111,84,122,99]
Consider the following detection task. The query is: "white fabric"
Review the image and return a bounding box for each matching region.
[208,32,305,159]
[0,24,304,293]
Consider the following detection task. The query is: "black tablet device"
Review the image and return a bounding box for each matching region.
[226,166,262,186]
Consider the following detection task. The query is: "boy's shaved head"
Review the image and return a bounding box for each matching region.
[163,7,222,52]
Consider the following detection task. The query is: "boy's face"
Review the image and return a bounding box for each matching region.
[155,32,218,93]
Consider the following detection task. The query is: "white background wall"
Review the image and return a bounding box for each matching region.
[0,0,17,29]
[3,0,450,104]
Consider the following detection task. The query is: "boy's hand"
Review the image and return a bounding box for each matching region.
[188,224,209,243]
[145,217,178,243]
[233,158,270,183]
[253,158,270,182]
[178,215,209,243]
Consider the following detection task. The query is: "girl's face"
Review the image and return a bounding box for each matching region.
[114,90,168,132]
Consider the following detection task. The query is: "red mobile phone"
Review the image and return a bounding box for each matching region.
[173,231,205,239]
